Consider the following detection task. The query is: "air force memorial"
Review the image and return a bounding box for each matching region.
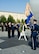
[0,0,39,51]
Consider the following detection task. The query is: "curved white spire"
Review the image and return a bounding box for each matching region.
[25,3,31,16]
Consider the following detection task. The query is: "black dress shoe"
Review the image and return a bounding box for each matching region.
[12,36,14,37]
[34,48,36,50]
[26,36,28,40]
[8,37,11,38]
[31,47,33,49]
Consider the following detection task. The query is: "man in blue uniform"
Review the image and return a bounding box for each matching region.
[31,19,39,50]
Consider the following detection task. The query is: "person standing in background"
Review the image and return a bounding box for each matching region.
[1,22,4,31]
[11,23,14,37]
[5,23,8,31]
[8,22,11,38]
[16,23,20,38]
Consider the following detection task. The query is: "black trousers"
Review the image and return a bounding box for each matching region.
[18,30,20,38]
[2,26,4,31]
[12,30,14,37]
[5,27,8,31]
[31,36,36,49]
[8,30,11,38]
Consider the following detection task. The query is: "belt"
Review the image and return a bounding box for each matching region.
[33,30,37,32]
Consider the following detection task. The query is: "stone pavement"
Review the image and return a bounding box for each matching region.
[0,45,39,54]
[0,31,39,54]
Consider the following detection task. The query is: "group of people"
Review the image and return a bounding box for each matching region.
[0,19,39,50]
[0,22,20,38]
[0,22,8,31]
[8,22,20,38]
[8,19,39,50]
[19,19,39,50]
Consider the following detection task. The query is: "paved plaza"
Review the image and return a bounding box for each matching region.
[0,31,39,54]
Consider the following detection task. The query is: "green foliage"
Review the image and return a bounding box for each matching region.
[7,15,16,23]
[0,17,1,23]
[17,19,20,23]
[19,24,23,32]
[0,15,6,23]
[21,19,25,24]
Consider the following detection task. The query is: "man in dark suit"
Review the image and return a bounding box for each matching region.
[8,22,11,38]
[11,23,14,37]
[5,23,8,31]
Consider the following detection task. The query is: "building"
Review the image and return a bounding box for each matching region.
[0,11,26,21]
[0,3,31,21]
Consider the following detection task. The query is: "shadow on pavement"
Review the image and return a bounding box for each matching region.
[0,37,8,40]
[0,37,29,49]
[0,37,39,49]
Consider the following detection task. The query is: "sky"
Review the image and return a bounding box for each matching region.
[0,0,29,13]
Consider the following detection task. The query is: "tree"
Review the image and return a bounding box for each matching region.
[1,15,6,23]
[7,15,16,23]
[21,19,25,24]
[17,19,20,23]
[0,17,1,23]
